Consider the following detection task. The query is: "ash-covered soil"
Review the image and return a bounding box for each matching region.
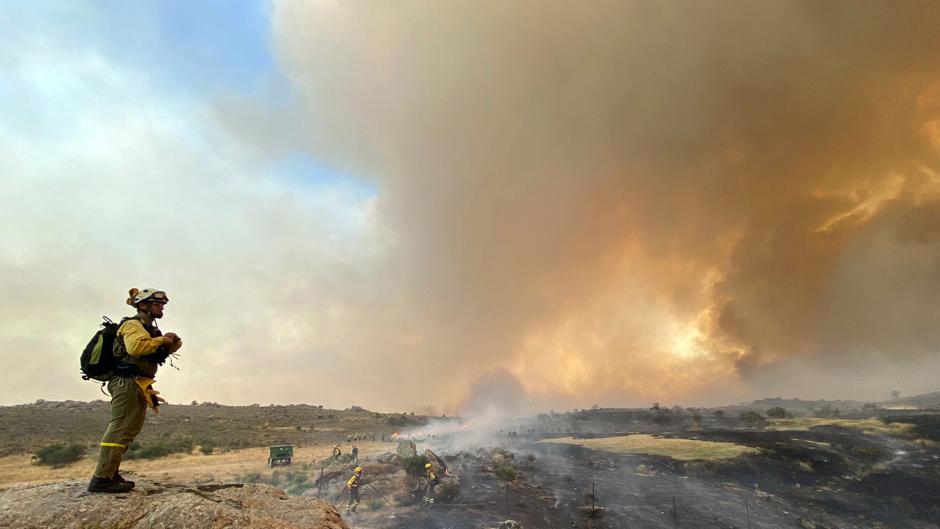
[338,412,940,529]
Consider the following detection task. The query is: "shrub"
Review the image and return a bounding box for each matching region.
[286,470,308,484]
[286,482,316,496]
[386,414,414,427]
[739,411,765,425]
[495,465,517,482]
[238,472,263,483]
[436,480,461,502]
[402,455,429,476]
[366,498,385,511]
[766,407,787,419]
[198,439,217,455]
[125,436,193,460]
[33,442,85,466]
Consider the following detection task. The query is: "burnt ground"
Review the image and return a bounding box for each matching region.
[343,414,940,529]
[6,401,939,528]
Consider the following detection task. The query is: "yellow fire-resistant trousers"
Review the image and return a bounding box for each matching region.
[93,377,147,478]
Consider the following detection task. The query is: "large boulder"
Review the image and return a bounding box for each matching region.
[0,480,349,529]
[424,448,449,474]
[396,440,417,459]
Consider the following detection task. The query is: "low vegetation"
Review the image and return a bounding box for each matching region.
[495,464,516,482]
[32,443,86,466]
[0,402,412,458]
[402,455,429,476]
[539,434,759,461]
[124,436,194,460]
[234,468,316,495]
[767,417,916,436]
[739,411,766,425]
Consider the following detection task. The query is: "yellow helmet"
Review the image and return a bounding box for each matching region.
[425,463,432,469]
[355,466,363,473]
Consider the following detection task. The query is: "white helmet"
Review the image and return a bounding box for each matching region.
[127,288,169,307]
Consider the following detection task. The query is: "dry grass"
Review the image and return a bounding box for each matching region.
[768,418,916,436]
[539,435,758,461]
[0,441,392,490]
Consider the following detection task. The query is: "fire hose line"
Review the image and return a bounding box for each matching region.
[366,482,393,506]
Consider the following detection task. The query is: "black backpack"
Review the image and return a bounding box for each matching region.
[80,317,126,381]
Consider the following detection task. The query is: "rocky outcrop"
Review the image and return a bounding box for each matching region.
[0,479,348,529]
[395,440,417,459]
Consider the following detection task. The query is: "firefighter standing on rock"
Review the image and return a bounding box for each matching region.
[88,288,182,493]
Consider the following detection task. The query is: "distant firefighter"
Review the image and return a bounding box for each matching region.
[345,466,363,513]
[424,463,439,505]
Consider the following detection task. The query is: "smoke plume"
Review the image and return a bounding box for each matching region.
[263,0,940,409]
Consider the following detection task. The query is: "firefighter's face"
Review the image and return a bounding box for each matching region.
[143,301,166,318]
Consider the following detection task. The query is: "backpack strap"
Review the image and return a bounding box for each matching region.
[112,316,145,378]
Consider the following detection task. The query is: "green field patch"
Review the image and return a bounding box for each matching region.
[539,434,758,461]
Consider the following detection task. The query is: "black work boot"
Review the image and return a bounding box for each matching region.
[113,466,135,488]
[87,476,134,493]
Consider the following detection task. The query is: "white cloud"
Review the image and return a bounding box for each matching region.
[0,14,382,408]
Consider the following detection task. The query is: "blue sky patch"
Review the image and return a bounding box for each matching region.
[268,152,379,200]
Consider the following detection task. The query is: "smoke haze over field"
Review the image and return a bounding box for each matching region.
[2,1,940,411]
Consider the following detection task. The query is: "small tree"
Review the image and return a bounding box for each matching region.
[402,455,429,476]
[198,439,217,455]
[739,411,765,426]
[766,407,787,419]
[890,390,900,400]
[495,465,516,482]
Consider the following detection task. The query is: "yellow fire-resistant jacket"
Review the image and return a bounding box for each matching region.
[120,319,181,356]
[118,318,181,412]
[117,318,182,377]
[347,474,360,490]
